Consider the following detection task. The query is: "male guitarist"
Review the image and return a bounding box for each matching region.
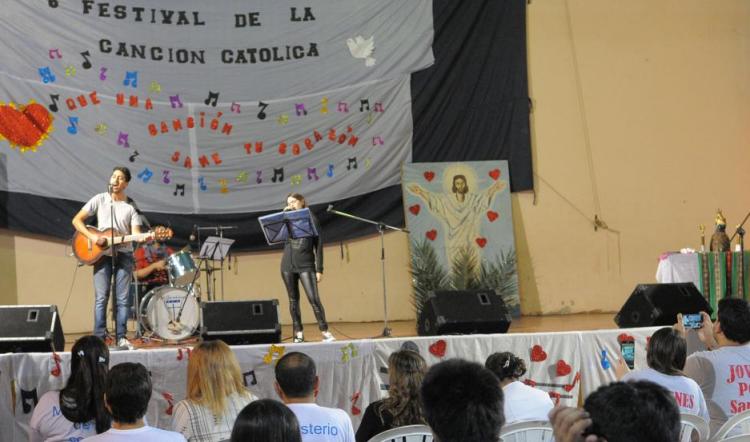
[72,166,150,350]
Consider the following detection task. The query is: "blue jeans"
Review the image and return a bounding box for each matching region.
[93,253,133,340]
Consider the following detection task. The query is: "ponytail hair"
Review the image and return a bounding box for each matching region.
[485,352,527,381]
[60,335,111,433]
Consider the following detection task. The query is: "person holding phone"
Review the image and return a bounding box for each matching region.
[615,327,708,421]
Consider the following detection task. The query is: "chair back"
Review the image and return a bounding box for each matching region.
[367,424,434,442]
[718,436,750,442]
[499,420,554,442]
[680,412,709,442]
[711,409,750,441]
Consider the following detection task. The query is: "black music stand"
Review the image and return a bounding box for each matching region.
[258,208,318,245]
[199,236,234,301]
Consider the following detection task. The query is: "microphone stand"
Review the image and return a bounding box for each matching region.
[326,205,409,337]
[108,185,117,344]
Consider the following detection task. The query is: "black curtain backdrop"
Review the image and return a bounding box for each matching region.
[0,0,531,252]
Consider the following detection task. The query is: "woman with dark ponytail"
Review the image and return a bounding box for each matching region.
[30,335,111,441]
[485,351,554,424]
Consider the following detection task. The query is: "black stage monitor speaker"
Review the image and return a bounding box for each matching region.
[417,290,512,336]
[615,283,712,328]
[201,300,281,345]
[0,305,65,353]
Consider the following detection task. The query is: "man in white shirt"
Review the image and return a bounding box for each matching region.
[84,362,185,441]
[682,298,750,435]
[274,352,355,442]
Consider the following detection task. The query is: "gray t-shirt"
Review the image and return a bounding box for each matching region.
[81,192,141,253]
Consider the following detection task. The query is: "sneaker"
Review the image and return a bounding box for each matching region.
[321,331,336,342]
[117,337,134,350]
[293,332,304,343]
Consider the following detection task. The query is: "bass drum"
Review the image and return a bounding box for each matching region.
[140,286,199,340]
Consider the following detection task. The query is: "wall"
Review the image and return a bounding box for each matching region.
[0,0,748,333]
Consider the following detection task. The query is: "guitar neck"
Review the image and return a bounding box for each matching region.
[111,232,150,245]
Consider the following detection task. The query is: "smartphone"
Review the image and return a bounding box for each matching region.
[683,313,703,329]
[620,341,635,369]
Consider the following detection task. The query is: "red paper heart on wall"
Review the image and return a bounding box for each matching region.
[556,359,572,376]
[0,102,53,151]
[423,171,435,182]
[475,237,487,248]
[426,229,437,241]
[486,211,499,222]
[409,204,421,215]
[530,345,547,362]
[429,339,447,357]
[488,169,501,180]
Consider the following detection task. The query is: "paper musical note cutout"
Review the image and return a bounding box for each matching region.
[236,171,248,183]
[80,50,92,69]
[271,167,284,183]
[231,102,241,113]
[20,389,38,414]
[359,99,370,112]
[64,65,76,77]
[117,131,129,148]
[48,94,60,112]
[149,81,161,94]
[204,91,219,107]
[99,67,107,81]
[198,176,207,191]
[38,67,56,83]
[277,114,289,125]
[372,136,384,146]
[320,97,329,114]
[295,103,307,116]
[243,370,258,386]
[169,94,183,108]
[347,157,358,170]
[364,158,372,170]
[373,102,384,112]
[173,183,185,196]
[128,150,139,162]
[255,170,262,184]
[326,164,334,177]
[257,101,268,120]
[218,178,229,193]
[262,344,286,365]
[48,48,62,59]
[123,71,138,88]
[67,117,79,134]
[95,123,108,135]
[600,350,611,369]
[290,175,302,186]
[162,170,171,184]
[307,167,319,181]
[337,101,349,112]
[137,167,153,183]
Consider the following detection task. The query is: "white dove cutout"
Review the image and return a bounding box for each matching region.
[346,35,376,67]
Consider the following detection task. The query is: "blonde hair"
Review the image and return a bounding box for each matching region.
[187,340,250,417]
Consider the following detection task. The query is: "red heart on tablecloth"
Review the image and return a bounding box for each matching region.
[426,229,438,241]
[530,345,547,362]
[486,210,499,222]
[556,359,572,376]
[429,339,447,357]
[423,171,435,182]
[409,204,421,215]
[475,237,487,248]
[488,169,501,180]
[617,333,635,343]
[0,102,53,151]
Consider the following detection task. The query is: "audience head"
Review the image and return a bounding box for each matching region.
[187,340,248,417]
[381,349,427,426]
[61,335,110,433]
[231,399,302,442]
[275,352,317,401]
[717,298,750,344]
[105,362,152,424]
[646,327,686,375]
[583,380,680,442]
[485,351,527,383]
[421,358,504,442]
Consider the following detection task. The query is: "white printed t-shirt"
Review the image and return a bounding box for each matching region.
[502,381,555,424]
[29,390,98,442]
[622,367,709,421]
[684,344,750,435]
[287,403,355,442]
[83,426,186,441]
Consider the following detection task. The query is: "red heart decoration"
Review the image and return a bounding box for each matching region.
[488,169,501,180]
[409,204,421,215]
[426,229,438,241]
[475,237,487,248]
[351,405,361,415]
[617,333,635,343]
[423,171,435,182]
[556,359,572,377]
[429,339,447,357]
[530,345,547,362]
[486,211,499,222]
[0,102,53,151]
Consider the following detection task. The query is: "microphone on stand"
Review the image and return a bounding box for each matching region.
[327,204,334,213]
[107,183,113,194]
[283,206,294,212]
[189,225,197,242]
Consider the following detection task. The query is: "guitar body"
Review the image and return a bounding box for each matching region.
[71,226,118,266]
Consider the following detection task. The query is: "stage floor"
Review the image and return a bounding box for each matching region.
[64,313,617,350]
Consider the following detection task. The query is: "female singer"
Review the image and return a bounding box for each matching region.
[281,193,335,343]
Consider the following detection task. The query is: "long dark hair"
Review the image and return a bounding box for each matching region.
[60,335,111,433]
[378,350,427,427]
[647,327,686,375]
[231,399,302,442]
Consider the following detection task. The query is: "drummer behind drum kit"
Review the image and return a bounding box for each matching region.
[139,250,201,341]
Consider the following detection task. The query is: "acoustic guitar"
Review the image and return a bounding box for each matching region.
[72,225,173,265]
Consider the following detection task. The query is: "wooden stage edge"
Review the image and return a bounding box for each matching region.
[64,313,619,351]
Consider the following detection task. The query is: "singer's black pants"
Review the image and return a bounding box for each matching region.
[281,271,329,333]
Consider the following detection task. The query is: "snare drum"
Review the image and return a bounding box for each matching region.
[140,286,199,340]
[167,250,199,287]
